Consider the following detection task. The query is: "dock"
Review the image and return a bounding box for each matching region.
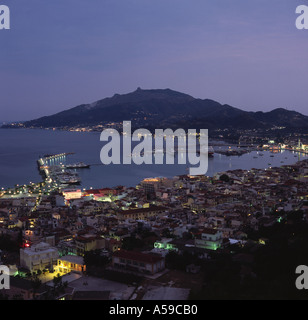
[37,153,82,189]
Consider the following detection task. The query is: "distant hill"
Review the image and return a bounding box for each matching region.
[3,88,308,131]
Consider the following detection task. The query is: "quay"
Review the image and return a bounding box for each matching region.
[37,153,81,188]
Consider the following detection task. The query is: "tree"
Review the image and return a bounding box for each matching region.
[219,174,230,183]
[84,250,110,269]
[49,274,68,299]
[31,277,42,299]
[121,236,143,251]
[165,251,199,271]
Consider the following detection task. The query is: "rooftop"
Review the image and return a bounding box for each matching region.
[59,255,85,265]
[113,249,164,264]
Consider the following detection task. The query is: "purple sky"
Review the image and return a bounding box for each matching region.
[1,0,308,121]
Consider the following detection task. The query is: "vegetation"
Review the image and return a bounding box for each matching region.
[165,251,202,272]
[41,274,68,300]
[219,174,230,183]
[84,249,110,269]
[189,211,308,300]
[0,235,20,252]
[121,236,144,251]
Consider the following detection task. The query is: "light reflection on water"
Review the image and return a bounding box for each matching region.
[0,129,306,189]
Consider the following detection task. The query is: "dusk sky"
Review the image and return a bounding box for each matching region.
[1,0,308,121]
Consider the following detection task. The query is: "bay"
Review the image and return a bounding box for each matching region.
[0,128,306,190]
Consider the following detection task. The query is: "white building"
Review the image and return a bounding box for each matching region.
[194,228,223,251]
[55,255,86,275]
[20,242,59,273]
[112,249,165,275]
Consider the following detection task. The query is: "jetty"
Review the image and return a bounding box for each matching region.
[37,153,82,188]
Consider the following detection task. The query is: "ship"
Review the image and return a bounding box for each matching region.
[58,176,81,185]
[65,162,90,169]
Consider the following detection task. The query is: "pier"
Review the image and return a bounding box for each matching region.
[38,152,74,166]
[37,152,82,189]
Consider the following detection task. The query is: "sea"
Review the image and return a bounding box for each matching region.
[0,128,306,190]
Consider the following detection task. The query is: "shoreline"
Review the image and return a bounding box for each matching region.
[1,150,307,200]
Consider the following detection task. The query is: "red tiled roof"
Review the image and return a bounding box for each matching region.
[84,188,116,195]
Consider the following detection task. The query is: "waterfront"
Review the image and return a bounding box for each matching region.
[0,128,307,190]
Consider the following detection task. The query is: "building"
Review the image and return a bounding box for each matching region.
[105,238,121,252]
[140,177,173,194]
[140,178,162,194]
[154,238,178,252]
[116,206,167,221]
[19,242,59,273]
[4,277,49,300]
[62,189,83,201]
[112,249,165,275]
[84,188,118,201]
[75,234,105,256]
[55,255,86,274]
[194,228,223,251]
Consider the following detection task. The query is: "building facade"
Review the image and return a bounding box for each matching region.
[112,249,165,275]
[19,242,59,273]
[194,228,223,251]
[55,255,86,274]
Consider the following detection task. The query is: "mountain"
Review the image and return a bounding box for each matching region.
[4,88,308,131]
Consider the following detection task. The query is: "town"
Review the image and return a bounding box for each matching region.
[0,139,308,300]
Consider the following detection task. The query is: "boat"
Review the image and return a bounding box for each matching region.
[58,176,81,185]
[66,162,90,169]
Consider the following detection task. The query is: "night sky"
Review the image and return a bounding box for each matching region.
[1,0,308,121]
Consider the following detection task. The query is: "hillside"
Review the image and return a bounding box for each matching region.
[3,88,308,131]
